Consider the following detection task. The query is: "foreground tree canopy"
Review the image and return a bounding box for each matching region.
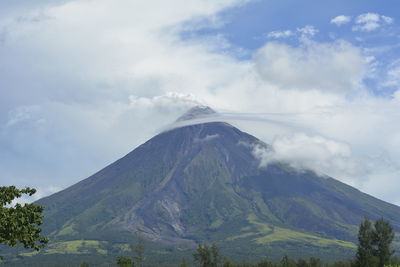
[355,218,395,267]
[0,186,48,257]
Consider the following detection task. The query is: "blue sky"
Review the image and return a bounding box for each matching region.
[1,0,400,205]
[183,0,400,96]
[195,0,399,48]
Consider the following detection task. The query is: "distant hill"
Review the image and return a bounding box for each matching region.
[6,106,400,266]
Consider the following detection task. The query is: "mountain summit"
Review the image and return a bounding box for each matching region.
[33,107,400,264]
[176,105,216,122]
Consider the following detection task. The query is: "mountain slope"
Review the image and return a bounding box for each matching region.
[29,107,400,263]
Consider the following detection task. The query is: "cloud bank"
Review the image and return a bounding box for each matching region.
[252,133,365,187]
[254,40,365,93]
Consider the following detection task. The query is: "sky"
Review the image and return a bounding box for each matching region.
[1,0,400,204]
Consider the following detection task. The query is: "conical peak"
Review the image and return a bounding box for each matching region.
[176,106,217,122]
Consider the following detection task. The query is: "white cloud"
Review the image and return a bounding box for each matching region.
[382,60,400,88]
[330,15,351,26]
[252,133,365,185]
[195,134,220,143]
[354,13,380,31]
[5,105,43,127]
[381,15,394,24]
[297,25,318,37]
[129,92,203,110]
[267,26,317,40]
[352,13,394,32]
[267,30,293,39]
[254,40,366,93]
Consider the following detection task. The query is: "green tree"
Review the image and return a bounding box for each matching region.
[222,257,235,267]
[117,228,145,267]
[281,255,296,267]
[180,258,189,267]
[327,261,352,267]
[297,258,309,267]
[116,256,133,267]
[355,218,395,267]
[257,258,274,267]
[0,186,48,260]
[355,218,377,267]
[308,257,322,267]
[373,218,395,267]
[193,243,220,267]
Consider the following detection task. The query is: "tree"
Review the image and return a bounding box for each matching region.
[257,258,274,267]
[355,218,377,267]
[116,228,145,267]
[355,217,395,267]
[373,218,395,267]
[308,257,322,267]
[116,256,133,267]
[193,243,220,267]
[180,258,189,267]
[222,257,235,267]
[210,243,219,267]
[297,258,309,267]
[280,255,296,267]
[0,186,48,259]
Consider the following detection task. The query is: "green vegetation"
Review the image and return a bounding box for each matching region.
[355,218,376,267]
[193,244,220,267]
[0,186,48,260]
[355,218,395,267]
[42,240,107,255]
[116,256,132,267]
[132,229,145,267]
[114,229,146,267]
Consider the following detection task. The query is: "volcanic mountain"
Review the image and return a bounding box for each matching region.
[25,106,400,264]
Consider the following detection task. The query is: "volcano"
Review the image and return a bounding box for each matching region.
[23,106,400,264]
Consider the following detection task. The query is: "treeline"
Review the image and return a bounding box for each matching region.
[113,218,398,267]
[182,243,400,267]
[188,243,351,267]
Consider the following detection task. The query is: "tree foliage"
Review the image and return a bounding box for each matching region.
[296,258,309,267]
[190,244,354,267]
[355,218,376,267]
[355,217,395,267]
[0,186,48,259]
[180,258,189,267]
[193,243,220,267]
[280,255,296,267]
[116,256,133,267]
[373,218,395,267]
[116,228,145,267]
[308,257,322,267]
